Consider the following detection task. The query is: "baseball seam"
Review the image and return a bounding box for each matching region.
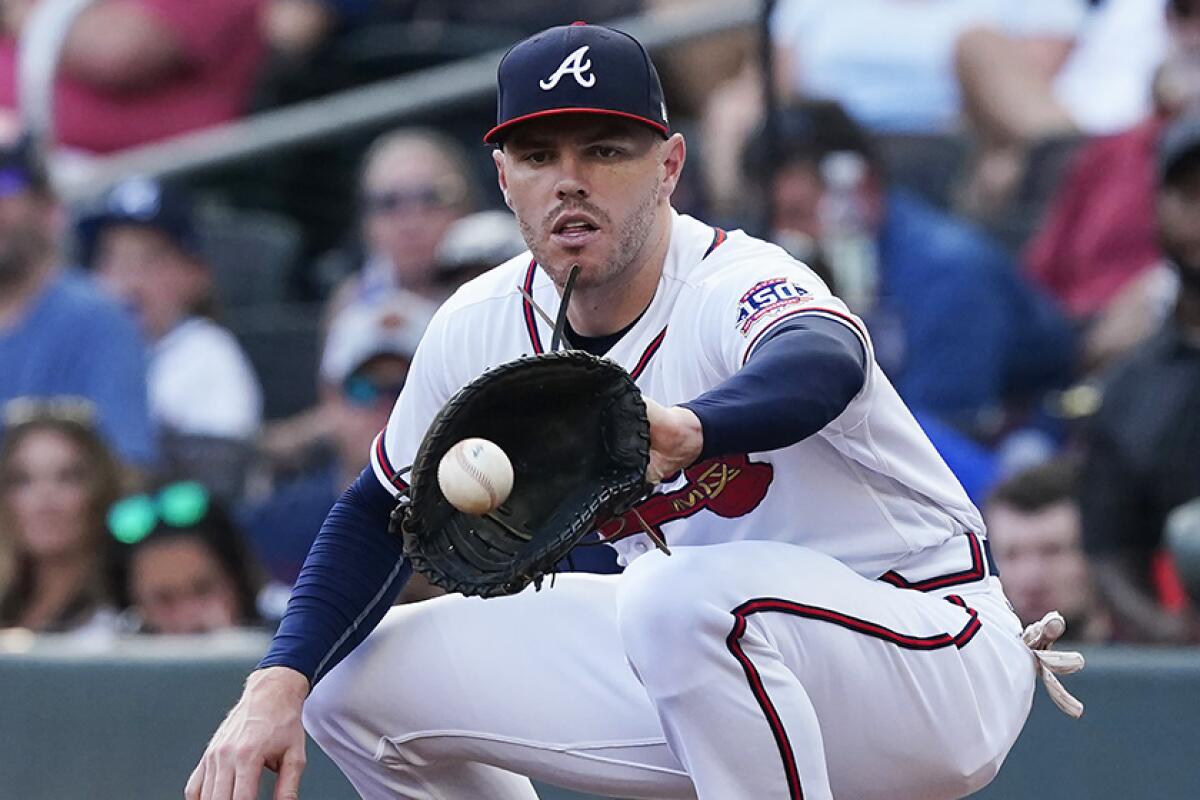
[455,444,499,509]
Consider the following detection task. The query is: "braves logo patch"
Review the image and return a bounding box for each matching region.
[540,45,596,90]
[736,278,810,335]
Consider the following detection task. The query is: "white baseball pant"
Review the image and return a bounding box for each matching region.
[303,540,1036,799]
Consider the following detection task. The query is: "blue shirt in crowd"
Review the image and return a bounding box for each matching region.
[875,188,1075,422]
[0,268,156,466]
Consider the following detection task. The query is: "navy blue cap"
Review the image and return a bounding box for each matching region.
[78,176,201,266]
[485,22,669,144]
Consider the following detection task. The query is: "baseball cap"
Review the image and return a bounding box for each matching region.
[77,176,201,265]
[0,134,50,198]
[320,291,436,384]
[1159,112,1200,186]
[435,210,527,274]
[484,22,669,144]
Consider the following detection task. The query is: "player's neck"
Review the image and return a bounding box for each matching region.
[566,211,671,337]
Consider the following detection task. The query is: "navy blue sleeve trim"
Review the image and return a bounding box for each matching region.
[681,316,867,462]
[258,467,409,686]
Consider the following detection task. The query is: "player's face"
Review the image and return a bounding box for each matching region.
[3,428,93,561]
[130,535,240,634]
[987,501,1094,628]
[494,116,683,290]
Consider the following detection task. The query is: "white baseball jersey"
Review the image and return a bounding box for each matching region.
[370,210,985,587]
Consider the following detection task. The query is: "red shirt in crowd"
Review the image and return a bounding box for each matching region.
[0,0,264,153]
[1024,116,1165,319]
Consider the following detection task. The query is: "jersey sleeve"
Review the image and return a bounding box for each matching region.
[695,248,873,378]
[369,306,456,495]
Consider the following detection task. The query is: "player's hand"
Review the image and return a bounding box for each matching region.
[644,398,703,484]
[185,666,310,800]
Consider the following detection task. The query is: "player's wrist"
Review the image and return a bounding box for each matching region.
[248,665,312,700]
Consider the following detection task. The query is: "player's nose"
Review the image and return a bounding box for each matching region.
[553,154,589,200]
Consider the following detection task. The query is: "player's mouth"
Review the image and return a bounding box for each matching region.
[550,213,600,248]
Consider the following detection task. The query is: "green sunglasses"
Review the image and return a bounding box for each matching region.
[106,481,210,545]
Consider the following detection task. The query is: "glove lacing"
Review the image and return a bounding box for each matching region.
[1021,611,1085,718]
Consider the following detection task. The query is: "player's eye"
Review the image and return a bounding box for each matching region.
[590,145,621,159]
[523,150,552,165]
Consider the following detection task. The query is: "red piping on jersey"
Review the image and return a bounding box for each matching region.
[879,532,986,592]
[703,227,727,259]
[373,431,409,491]
[630,326,668,381]
[520,259,544,354]
[725,594,982,798]
[741,306,868,366]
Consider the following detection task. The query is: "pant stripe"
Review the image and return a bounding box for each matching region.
[725,594,981,798]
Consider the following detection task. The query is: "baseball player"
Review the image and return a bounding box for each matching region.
[188,23,1079,800]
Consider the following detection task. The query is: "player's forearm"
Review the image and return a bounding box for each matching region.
[259,468,411,684]
[681,317,866,461]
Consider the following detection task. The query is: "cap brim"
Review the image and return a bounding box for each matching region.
[484,107,668,144]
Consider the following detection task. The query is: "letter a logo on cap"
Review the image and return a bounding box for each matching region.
[539,45,596,90]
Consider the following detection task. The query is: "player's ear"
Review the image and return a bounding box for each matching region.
[658,133,686,202]
[493,148,512,209]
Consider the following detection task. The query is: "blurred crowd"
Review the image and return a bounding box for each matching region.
[1,0,1199,648]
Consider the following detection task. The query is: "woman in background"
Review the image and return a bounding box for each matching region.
[0,399,125,633]
[107,481,263,635]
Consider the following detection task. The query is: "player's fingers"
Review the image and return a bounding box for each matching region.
[206,752,236,800]
[231,758,265,800]
[184,759,204,799]
[272,749,306,800]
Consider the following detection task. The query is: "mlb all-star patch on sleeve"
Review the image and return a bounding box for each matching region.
[695,252,873,379]
[681,316,866,461]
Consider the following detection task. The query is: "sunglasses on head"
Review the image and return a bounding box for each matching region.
[363,183,463,215]
[3,395,97,428]
[107,481,210,545]
[343,373,407,407]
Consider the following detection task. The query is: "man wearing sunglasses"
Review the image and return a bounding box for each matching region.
[323,128,477,318]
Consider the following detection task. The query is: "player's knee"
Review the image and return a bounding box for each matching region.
[302,668,350,747]
[616,549,730,674]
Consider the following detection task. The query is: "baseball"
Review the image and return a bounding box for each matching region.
[437,438,514,515]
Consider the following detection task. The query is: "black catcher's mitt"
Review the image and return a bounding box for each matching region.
[391,350,652,597]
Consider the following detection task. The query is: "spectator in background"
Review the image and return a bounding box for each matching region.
[0,0,266,154]
[700,0,1084,215]
[0,135,155,468]
[1081,112,1200,643]
[1025,49,1200,372]
[81,177,263,501]
[956,0,1186,218]
[240,291,433,586]
[743,101,1075,431]
[325,128,476,312]
[0,400,123,634]
[107,481,263,634]
[985,459,1110,642]
[432,209,527,295]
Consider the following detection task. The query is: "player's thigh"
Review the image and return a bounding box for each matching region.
[305,573,694,799]
[619,542,1035,798]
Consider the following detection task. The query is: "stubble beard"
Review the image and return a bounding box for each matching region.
[521,184,660,292]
